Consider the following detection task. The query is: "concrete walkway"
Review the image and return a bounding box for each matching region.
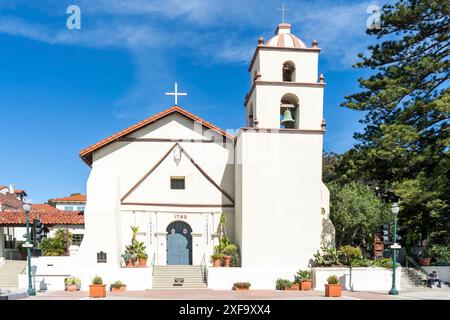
[20,287,450,300]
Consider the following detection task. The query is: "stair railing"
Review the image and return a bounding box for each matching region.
[405,255,429,286]
[200,253,207,285]
[151,252,156,276]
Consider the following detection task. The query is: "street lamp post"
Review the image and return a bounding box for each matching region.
[389,203,400,295]
[23,201,36,296]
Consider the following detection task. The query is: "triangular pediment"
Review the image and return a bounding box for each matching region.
[121,143,234,207]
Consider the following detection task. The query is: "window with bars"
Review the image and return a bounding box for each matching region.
[72,234,84,246]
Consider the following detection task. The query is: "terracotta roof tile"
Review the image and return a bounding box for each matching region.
[0,206,84,225]
[49,194,86,203]
[79,106,235,166]
[0,193,23,210]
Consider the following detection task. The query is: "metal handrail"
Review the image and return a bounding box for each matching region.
[151,253,156,276]
[405,256,428,286]
[200,253,207,285]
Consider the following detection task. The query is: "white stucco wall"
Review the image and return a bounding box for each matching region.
[78,112,235,272]
[313,267,402,291]
[236,130,326,269]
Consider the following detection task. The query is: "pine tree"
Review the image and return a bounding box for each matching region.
[341,0,449,244]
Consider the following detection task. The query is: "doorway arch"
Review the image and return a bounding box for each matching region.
[166,221,193,265]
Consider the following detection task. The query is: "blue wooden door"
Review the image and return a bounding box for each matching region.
[166,221,192,265]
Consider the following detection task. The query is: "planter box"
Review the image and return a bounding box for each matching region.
[300,280,312,291]
[89,284,106,298]
[325,284,342,297]
[111,286,126,292]
[419,258,431,266]
[233,287,249,291]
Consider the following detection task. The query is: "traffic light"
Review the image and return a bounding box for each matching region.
[33,219,45,243]
[380,223,390,245]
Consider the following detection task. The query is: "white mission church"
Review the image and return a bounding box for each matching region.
[73,21,334,289]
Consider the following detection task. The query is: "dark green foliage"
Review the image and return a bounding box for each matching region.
[275,279,292,290]
[339,0,450,245]
[328,182,390,253]
[39,229,72,256]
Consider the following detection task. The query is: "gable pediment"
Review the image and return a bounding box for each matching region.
[121,143,234,207]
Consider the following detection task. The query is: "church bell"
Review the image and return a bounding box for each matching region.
[281,108,295,128]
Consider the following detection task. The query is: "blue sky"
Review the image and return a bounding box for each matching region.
[0,0,385,203]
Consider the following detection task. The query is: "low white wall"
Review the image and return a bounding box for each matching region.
[423,266,450,282]
[207,267,299,290]
[0,257,5,266]
[313,267,402,291]
[18,256,153,291]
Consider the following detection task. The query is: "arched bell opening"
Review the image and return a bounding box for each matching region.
[282,61,296,82]
[280,93,299,129]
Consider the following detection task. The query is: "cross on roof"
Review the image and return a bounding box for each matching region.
[165,82,187,105]
[277,2,290,24]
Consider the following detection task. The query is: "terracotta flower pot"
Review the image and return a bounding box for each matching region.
[213,259,222,267]
[288,283,300,290]
[233,287,249,291]
[224,256,232,267]
[300,280,313,291]
[125,260,134,268]
[89,284,106,298]
[67,284,77,292]
[111,286,126,292]
[138,258,147,267]
[325,284,342,297]
[419,258,431,266]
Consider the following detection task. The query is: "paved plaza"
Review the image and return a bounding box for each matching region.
[17,287,450,300]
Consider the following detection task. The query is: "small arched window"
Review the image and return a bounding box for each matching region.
[282,61,296,82]
[248,104,254,127]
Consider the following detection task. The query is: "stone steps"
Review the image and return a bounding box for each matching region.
[0,260,27,289]
[152,265,207,289]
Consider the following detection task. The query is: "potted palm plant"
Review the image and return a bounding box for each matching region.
[89,276,106,298]
[297,269,313,291]
[135,242,148,267]
[110,280,127,292]
[325,275,342,297]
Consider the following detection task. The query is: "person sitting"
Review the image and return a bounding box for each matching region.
[427,271,442,288]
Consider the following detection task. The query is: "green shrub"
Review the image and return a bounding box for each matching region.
[275,279,292,290]
[327,275,339,285]
[338,245,363,265]
[373,258,400,268]
[351,258,373,267]
[425,244,450,264]
[313,247,340,267]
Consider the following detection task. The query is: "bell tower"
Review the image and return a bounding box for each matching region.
[245,23,325,130]
[235,21,331,272]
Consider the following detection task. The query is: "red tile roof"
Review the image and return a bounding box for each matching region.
[49,194,86,203]
[79,105,235,166]
[0,204,84,225]
[0,193,23,210]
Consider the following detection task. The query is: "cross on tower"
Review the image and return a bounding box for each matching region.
[165,82,187,105]
[277,2,290,24]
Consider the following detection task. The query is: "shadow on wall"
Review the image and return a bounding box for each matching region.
[321,218,335,249]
